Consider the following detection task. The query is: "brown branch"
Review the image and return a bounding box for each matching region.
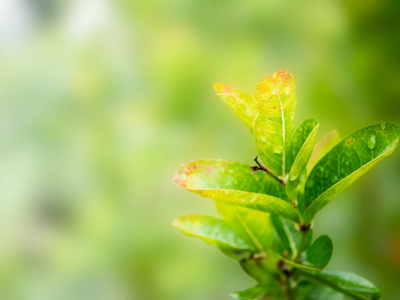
[249,156,286,186]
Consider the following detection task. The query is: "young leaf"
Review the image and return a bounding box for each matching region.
[298,270,382,300]
[173,215,254,251]
[230,284,282,300]
[216,202,275,253]
[286,118,319,173]
[286,119,319,201]
[174,159,286,198]
[306,235,333,269]
[214,82,257,133]
[253,71,296,178]
[174,159,301,222]
[307,129,341,172]
[303,122,399,223]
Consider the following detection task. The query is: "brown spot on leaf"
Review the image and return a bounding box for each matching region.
[173,176,187,188]
[276,70,289,78]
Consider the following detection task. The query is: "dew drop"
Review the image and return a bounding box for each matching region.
[273,146,283,154]
[367,135,376,150]
[333,174,338,181]
[380,124,386,130]
[300,172,307,181]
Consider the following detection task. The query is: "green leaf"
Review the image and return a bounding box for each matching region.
[173,215,254,251]
[307,129,341,172]
[214,82,257,133]
[204,190,300,223]
[306,235,333,269]
[287,118,319,173]
[298,270,382,300]
[240,253,282,282]
[286,118,319,201]
[253,71,296,177]
[216,202,275,253]
[174,160,301,223]
[295,281,346,300]
[174,159,286,198]
[303,122,399,223]
[230,284,282,300]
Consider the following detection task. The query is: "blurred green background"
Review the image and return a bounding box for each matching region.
[1,0,399,299]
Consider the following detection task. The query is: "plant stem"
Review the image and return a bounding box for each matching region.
[279,273,293,300]
[251,156,286,186]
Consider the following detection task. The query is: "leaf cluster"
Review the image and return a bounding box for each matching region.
[173,71,399,299]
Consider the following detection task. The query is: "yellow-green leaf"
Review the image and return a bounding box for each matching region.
[253,70,296,178]
[173,215,254,251]
[216,202,275,253]
[214,82,257,133]
[174,160,300,222]
[173,159,286,198]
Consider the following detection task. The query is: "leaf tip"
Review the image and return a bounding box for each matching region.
[213,82,232,95]
[172,172,188,188]
[172,217,181,228]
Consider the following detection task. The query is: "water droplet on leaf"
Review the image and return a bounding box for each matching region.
[367,135,376,150]
[380,124,386,130]
[300,172,307,181]
[273,146,283,154]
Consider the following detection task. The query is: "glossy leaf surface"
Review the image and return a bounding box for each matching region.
[216,202,275,253]
[306,235,333,269]
[205,190,300,223]
[303,122,399,223]
[295,281,345,300]
[174,160,300,222]
[214,82,257,133]
[307,129,341,172]
[286,119,319,200]
[174,159,286,198]
[298,270,382,300]
[286,118,319,173]
[253,71,296,177]
[173,215,254,251]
